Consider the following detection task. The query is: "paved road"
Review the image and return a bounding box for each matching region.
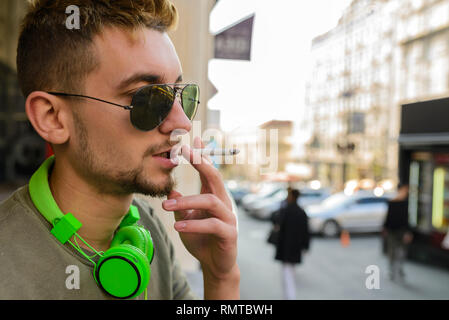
[236,206,449,300]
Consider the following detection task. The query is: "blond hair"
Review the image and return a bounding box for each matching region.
[17,0,178,97]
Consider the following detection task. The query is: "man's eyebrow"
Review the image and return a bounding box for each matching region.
[117,73,161,91]
[117,73,183,91]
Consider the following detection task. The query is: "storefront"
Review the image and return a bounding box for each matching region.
[398,97,449,267]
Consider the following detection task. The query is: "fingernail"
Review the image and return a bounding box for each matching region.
[175,222,186,230]
[164,199,177,209]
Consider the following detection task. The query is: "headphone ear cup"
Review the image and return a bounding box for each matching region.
[137,226,155,264]
[111,225,154,265]
[94,244,150,299]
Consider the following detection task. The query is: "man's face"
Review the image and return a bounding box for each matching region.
[65,27,192,197]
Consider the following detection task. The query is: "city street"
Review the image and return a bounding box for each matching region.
[3,186,449,300]
[235,206,449,300]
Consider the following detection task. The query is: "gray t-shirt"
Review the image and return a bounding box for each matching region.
[0,185,197,300]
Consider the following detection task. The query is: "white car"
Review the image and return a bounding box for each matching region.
[306,190,394,237]
[248,188,331,220]
[240,187,283,212]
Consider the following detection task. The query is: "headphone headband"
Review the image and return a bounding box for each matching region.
[29,155,65,225]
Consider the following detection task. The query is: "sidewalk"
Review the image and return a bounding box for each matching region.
[237,207,449,300]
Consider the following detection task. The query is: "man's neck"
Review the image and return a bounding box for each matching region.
[48,159,133,252]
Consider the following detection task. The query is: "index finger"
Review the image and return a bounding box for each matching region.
[181,142,232,209]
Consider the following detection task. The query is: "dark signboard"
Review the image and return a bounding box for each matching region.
[401,97,449,135]
[214,14,254,61]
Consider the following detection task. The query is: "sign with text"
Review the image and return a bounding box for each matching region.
[214,15,254,61]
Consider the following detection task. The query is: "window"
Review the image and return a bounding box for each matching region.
[356,197,388,205]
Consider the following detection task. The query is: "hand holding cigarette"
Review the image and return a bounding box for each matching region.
[162,137,240,299]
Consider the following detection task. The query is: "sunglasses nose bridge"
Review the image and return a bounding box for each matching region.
[172,92,184,114]
[174,88,182,103]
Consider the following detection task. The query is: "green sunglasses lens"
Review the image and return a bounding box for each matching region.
[130,84,199,131]
[130,85,174,131]
[182,84,199,120]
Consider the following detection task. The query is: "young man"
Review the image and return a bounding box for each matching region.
[0,0,239,299]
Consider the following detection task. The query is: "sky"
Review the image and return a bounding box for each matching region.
[208,0,353,132]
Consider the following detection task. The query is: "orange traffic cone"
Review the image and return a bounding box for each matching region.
[340,230,350,247]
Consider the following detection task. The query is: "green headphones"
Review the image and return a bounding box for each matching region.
[28,155,154,299]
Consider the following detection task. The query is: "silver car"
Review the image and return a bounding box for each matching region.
[306,190,394,237]
[241,187,284,212]
[249,188,330,220]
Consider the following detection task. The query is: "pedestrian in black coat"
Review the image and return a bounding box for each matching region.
[271,188,310,299]
[274,189,310,263]
[382,184,413,282]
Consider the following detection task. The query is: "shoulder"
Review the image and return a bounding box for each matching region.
[0,185,46,229]
[132,196,155,218]
[0,186,57,254]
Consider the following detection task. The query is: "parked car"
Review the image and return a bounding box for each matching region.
[228,187,251,205]
[240,187,284,212]
[248,188,331,220]
[305,190,394,237]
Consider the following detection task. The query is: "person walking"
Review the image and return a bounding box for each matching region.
[273,188,310,300]
[383,184,413,282]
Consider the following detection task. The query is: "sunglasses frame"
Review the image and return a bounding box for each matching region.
[47,83,200,130]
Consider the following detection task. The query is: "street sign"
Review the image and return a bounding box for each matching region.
[214,14,254,61]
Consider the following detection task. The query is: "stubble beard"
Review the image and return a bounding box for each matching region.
[73,111,176,197]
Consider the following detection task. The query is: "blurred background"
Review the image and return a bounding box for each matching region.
[1,0,449,299]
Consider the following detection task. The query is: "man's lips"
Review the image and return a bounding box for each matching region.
[153,149,172,159]
[152,148,179,168]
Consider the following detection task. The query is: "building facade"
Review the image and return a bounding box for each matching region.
[395,0,449,266]
[398,0,449,103]
[304,0,401,190]
[304,0,449,191]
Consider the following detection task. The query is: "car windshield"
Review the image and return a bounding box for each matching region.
[321,193,351,208]
[255,187,281,199]
[301,191,324,198]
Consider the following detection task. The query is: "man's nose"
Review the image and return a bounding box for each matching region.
[157,98,192,134]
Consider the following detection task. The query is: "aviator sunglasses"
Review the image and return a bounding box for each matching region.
[48,83,200,131]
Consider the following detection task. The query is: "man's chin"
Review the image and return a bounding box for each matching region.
[135,174,175,198]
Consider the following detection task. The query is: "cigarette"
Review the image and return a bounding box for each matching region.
[200,148,240,156]
[177,148,240,156]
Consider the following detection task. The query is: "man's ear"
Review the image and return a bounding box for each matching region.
[25,91,70,145]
